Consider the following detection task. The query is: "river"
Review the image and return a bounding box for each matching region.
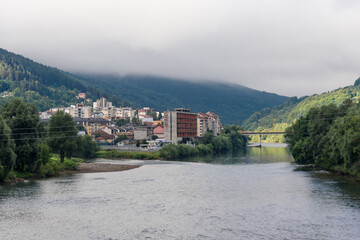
[1,143,360,239]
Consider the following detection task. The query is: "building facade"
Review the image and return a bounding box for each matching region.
[164,108,197,143]
[197,112,221,137]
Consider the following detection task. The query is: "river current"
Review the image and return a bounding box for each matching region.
[1,143,360,239]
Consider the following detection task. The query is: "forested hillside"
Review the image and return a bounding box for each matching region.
[78,74,288,124]
[0,48,288,122]
[242,79,360,142]
[0,48,128,111]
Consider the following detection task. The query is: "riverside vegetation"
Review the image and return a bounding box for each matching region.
[285,99,360,178]
[0,98,99,182]
[98,125,248,161]
[159,125,248,160]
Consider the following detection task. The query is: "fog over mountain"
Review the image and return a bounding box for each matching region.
[1,0,360,96]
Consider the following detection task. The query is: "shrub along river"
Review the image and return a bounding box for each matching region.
[1,143,360,239]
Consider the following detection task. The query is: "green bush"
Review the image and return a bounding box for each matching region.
[62,159,78,170]
[195,144,212,155]
[159,144,179,160]
[38,161,61,177]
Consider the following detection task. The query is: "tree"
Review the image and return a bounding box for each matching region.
[131,117,142,125]
[152,135,158,140]
[202,131,214,145]
[47,111,79,163]
[0,115,16,181]
[116,117,130,126]
[0,98,41,172]
[81,135,99,158]
[76,124,87,134]
[114,134,128,143]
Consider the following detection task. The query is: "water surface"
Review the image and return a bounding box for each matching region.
[1,143,359,239]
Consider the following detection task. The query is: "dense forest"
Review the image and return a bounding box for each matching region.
[285,99,360,177]
[78,74,288,124]
[243,78,360,142]
[0,48,129,111]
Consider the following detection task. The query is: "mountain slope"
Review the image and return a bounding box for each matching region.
[0,48,129,111]
[243,79,360,132]
[78,74,289,124]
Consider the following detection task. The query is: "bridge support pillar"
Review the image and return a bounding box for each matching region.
[259,134,262,148]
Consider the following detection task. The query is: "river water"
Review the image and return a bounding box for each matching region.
[1,143,360,240]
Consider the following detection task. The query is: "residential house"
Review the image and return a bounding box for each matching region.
[153,126,164,139]
[139,115,154,124]
[94,130,115,143]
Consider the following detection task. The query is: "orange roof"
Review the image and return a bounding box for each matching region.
[154,126,164,134]
[153,120,163,126]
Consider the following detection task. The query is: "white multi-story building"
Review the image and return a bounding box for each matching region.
[101,106,116,119]
[93,97,112,110]
[197,113,209,137]
[115,107,135,119]
[139,115,153,124]
[197,112,221,137]
[69,104,91,119]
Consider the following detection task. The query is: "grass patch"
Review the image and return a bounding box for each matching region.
[97,149,160,160]
[38,154,84,178]
[7,171,34,179]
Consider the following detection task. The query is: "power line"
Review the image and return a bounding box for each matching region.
[0,130,79,137]
[0,135,86,142]
[9,125,80,131]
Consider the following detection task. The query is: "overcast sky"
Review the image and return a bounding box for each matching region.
[1,0,360,97]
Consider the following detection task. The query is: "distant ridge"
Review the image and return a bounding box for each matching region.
[0,48,289,123]
[0,48,129,111]
[78,74,289,124]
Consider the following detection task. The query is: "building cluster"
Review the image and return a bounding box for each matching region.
[164,108,221,143]
[39,95,222,145]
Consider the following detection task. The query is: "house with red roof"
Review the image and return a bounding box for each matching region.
[153,125,164,139]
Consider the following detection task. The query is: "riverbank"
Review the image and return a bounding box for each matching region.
[62,162,141,174]
[2,152,143,184]
[4,162,142,184]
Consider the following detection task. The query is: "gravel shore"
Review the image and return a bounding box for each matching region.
[76,163,141,173]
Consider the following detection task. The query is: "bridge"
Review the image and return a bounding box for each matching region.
[239,131,285,135]
[239,131,286,147]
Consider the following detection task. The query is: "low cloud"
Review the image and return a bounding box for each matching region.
[1,0,360,96]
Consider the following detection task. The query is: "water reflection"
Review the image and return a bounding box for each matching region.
[0,180,42,202]
[309,171,360,206]
[183,143,295,164]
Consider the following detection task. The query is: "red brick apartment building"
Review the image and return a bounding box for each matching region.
[164,108,197,143]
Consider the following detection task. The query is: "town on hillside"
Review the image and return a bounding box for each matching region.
[39,93,222,147]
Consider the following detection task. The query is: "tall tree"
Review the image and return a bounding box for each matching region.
[47,111,79,163]
[0,98,41,172]
[0,115,16,181]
